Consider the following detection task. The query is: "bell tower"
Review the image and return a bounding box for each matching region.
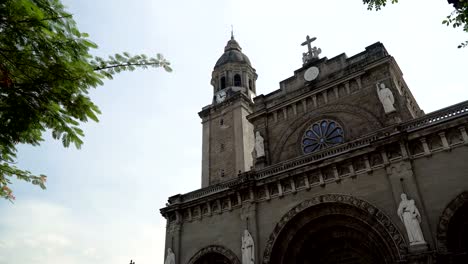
[198,33,257,187]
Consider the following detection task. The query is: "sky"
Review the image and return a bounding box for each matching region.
[1,0,468,263]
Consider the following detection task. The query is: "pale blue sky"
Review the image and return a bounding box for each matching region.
[1,0,467,263]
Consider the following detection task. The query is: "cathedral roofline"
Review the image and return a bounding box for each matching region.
[268,42,388,96]
[161,99,468,216]
[248,42,391,119]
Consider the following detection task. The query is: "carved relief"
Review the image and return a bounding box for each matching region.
[270,104,383,163]
[187,245,241,264]
[397,193,426,245]
[376,82,396,114]
[294,175,306,188]
[242,230,255,264]
[262,194,406,264]
[164,248,176,264]
[446,127,464,146]
[408,139,424,156]
[427,134,443,150]
[369,151,384,167]
[437,191,468,253]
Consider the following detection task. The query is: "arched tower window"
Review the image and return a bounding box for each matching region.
[248,79,253,91]
[234,74,241,87]
[220,77,226,89]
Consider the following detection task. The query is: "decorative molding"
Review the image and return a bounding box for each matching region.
[262,194,407,264]
[187,245,241,264]
[436,191,468,253]
[161,101,468,217]
[270,104,383,163]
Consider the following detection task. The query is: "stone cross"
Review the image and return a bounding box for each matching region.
[301,35,317,55]
[301,35,321,64]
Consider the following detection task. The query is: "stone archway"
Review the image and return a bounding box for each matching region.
[437,191,468,263]
[187,245,240,264]
[262,194,406,264]
[269,104,383,163]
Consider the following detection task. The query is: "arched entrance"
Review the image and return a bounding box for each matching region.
[187,245,240,264]
[193,252,232,264]
[263,194,406,264]
[437,191,468,263]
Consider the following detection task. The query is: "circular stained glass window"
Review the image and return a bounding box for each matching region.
[302,120,344,154]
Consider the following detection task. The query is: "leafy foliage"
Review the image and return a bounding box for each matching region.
[363,0,399,10]
[0,0,171,201]
[363,0,468,48]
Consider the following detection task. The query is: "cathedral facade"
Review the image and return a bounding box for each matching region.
[161,35,468,264]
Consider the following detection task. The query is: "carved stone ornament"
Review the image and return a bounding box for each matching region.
[164,248,175,264]
[255,131,265,158]
[262,194,406,264]
[242,229,255,264]
[376,82,396,114]
[270,104,383,163]
[437,191,468,253]
[397,193,426,246]
[187,245,241,264]
[301,35,321,65]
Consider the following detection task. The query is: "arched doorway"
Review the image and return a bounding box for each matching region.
[263,194,406,264]
[437,191,468,263]
[187,245,240,264]
[193,252,232,264]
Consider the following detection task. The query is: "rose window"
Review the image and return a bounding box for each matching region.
[302,120,344,154]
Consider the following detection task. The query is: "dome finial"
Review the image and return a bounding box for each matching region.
[231,25,234,40]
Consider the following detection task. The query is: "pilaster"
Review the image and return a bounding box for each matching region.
[385,160,434,251]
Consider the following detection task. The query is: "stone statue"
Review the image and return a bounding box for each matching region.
[255,131,265,158]
[242,229,255,264]
[302,52,308,64]
[164,248,175,264]
[311,46,322,59]
[376,82,396,114]
[397,193,426,245]
[301,35,321,65]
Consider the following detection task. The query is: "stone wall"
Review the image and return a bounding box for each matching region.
[249,43,422,166]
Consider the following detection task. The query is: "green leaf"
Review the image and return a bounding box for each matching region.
[0,0,171,200]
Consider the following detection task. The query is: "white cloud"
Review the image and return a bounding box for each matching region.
[0,200,166,264]
[2,1,467,264]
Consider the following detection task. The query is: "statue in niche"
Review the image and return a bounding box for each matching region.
[376,82,396,114]
[255,131,265,158]
[164,248,175,264]
[397,193,426,245]
[242,229,255,264]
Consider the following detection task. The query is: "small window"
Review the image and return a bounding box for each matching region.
[220,119,224,126]
[220,77,226,89]
[234,74,241,86]
[248,79,253,91]
[220,143,225,152]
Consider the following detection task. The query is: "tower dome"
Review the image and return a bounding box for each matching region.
[214,36,251,69]
[211,33,257,101]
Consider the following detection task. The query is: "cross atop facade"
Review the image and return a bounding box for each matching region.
[300,35,321,65]
[301,35,317,55]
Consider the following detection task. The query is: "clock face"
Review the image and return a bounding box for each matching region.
[304,66,320,81]
[215,90,227,103]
